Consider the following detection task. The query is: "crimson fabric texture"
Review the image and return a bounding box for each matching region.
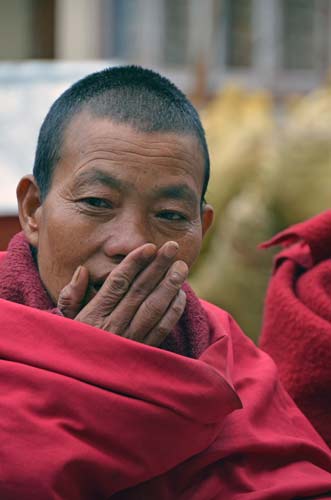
[260,210,331,449]
[1,234,331,499]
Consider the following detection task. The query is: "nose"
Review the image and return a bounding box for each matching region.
[102,211,152,262]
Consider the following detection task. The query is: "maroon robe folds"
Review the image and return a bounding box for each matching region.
[260,210,331,449]
[1,233,331,499]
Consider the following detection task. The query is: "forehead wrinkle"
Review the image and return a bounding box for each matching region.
[115,137,197,164]
[73,149,196,181]
[72,151,194,179]
[80,140,195,166]
[62,119,205,192]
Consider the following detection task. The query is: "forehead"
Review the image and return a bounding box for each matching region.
[57,111,205,193]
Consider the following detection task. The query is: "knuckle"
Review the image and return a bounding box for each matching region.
[167,273,185,289]
[57,295,75,317]
[58,303,70,315]
[172,291,187,315]
[143,299,163,318]
[58,285,84,309]
[130,282,147,299]
[58,296,73,312]
[172,301,184,316]
[155,325,169,338]
[58,287,72,303]
[107,275,130,295]
[178,289,187,305]
[58,297,70,309]
[105,320,121,336]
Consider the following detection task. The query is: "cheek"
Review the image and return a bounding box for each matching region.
[40,219,81,267]
[40,203,98,262]
[175,229,203,269]
[37,208,99,297]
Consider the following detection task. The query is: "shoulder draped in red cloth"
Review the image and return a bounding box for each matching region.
[260,210,331,449]
[1,232,331,499]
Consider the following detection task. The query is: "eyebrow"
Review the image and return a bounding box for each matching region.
[152,184,198,205]
[74,169,123,191]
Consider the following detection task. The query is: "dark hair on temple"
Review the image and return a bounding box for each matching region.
[33,65,210,203]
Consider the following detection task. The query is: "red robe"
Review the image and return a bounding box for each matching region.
[260,210,331,449]
[1,233,331,499]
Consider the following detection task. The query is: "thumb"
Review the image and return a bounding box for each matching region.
[57,266,89,319]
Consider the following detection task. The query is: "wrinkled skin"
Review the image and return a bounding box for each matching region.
[17,112,213,346]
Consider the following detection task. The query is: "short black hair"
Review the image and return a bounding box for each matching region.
[33,65,210,202]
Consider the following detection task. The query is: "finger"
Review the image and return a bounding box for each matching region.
[123,260,188,342]
[144,289,187,347]
[103,241,179,334]
[58,266,89,319]
[76,243,157,320]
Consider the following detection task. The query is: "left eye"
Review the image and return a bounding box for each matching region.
[157,211,186,221]
[80,197,112,208]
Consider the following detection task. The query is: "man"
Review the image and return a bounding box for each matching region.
[0,66,330,499]
[260,210,331,449]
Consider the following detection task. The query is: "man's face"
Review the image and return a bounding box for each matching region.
[25,111,213,303]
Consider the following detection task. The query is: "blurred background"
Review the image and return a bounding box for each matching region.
[1,0,331,340]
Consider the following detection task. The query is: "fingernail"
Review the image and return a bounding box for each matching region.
[164,242,179,258]
[72,266,81,285]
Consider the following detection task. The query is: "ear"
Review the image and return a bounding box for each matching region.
[16,175,42,248]
[201,203,214,237]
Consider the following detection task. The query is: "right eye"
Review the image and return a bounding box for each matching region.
[79,197,113,209]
